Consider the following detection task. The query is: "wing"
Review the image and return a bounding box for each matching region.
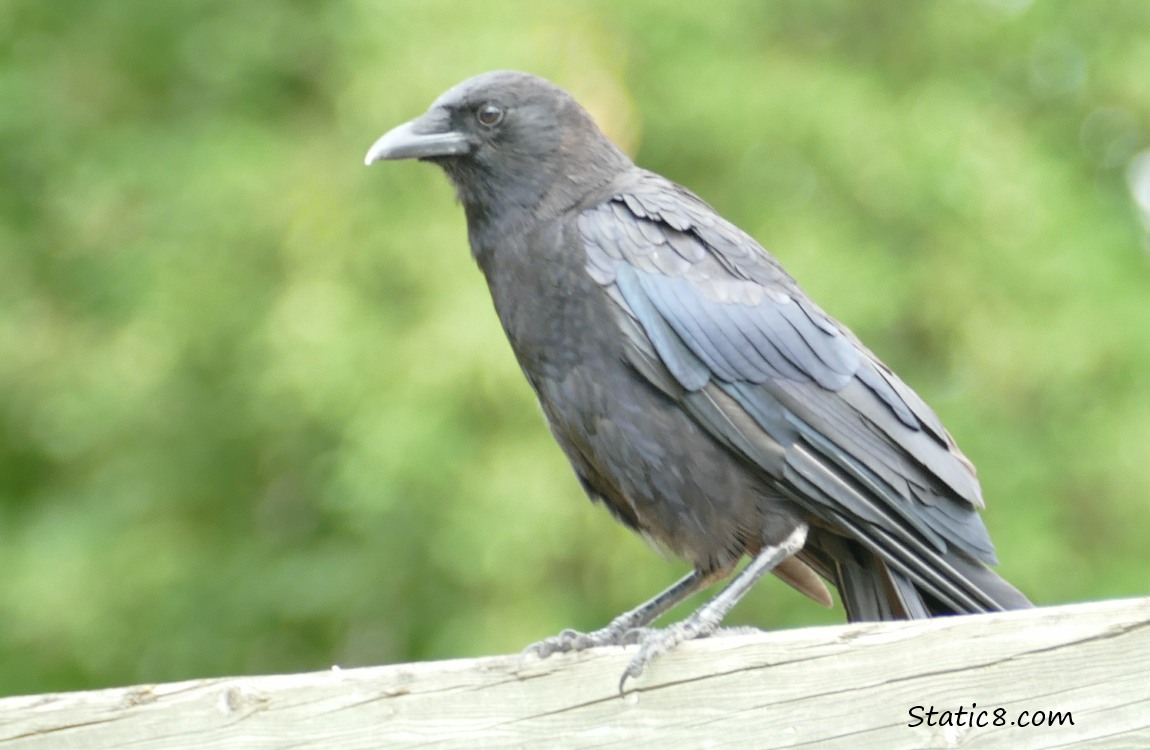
[579,170,1011,615]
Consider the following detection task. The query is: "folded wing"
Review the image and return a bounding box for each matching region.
[578,171,1020,615]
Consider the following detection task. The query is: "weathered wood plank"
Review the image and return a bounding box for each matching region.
[1,598,1148,749]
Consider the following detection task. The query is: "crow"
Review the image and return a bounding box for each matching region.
[365,71,1031,691]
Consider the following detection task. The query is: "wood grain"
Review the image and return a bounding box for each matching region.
[2,598,1148,749]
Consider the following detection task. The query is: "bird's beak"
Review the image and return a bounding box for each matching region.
[364,110,473,165]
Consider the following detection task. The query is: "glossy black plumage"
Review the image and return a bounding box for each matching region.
[365,70,1031,682]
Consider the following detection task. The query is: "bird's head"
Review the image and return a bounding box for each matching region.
[365,71,631,221]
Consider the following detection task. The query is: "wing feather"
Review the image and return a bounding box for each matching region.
[580,170,1010,613]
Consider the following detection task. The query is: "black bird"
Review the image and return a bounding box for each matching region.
[365,71,1031,689]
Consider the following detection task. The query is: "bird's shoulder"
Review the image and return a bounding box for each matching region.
[576,169,864,393]
[577,169,799,294]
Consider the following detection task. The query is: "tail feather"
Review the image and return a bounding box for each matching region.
[801,528,1031,622]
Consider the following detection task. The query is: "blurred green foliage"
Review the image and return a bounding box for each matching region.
[1,0,1148,697]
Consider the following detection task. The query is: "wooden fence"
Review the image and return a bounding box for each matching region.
[2,597,1148,749]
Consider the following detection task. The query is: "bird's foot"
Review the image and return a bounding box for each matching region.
[525,622,633,659]
[617,617,746,693]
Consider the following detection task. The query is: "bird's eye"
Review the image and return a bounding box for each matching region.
[477,104,504,128]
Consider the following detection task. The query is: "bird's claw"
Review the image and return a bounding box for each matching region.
[617,618,710,695]
[525,623,635,659]
[527,619,755,694]
[525,629,587,658]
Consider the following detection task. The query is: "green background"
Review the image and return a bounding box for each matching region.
[2,0,1148,697]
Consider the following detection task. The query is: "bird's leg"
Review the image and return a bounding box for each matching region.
[619,521,809,694]
[526,567,726,658]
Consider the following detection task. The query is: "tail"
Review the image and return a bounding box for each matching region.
[800,530,1032,621]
